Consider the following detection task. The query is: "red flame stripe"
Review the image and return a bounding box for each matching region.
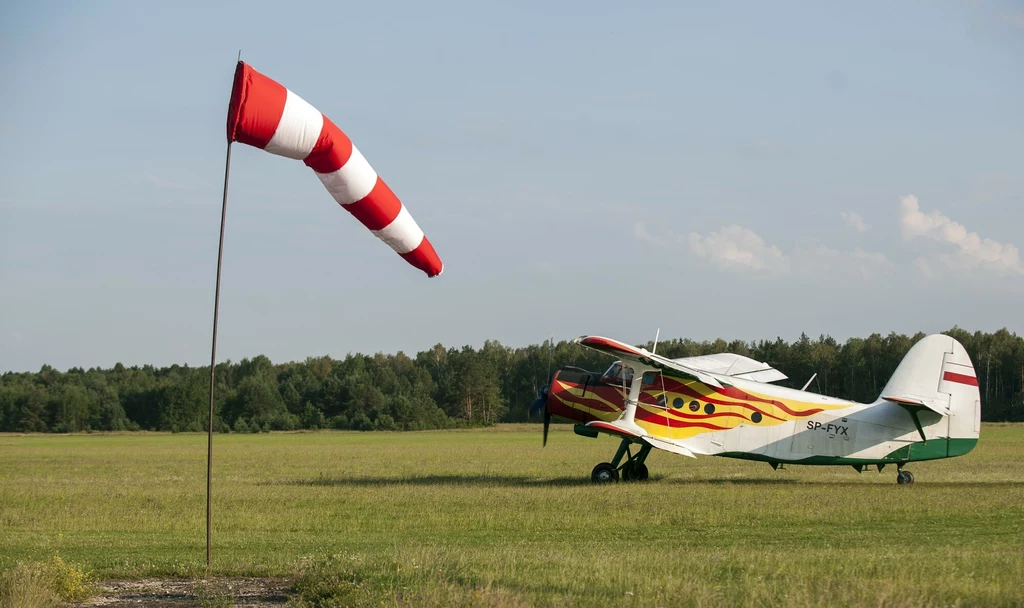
[635,409,729,431]
[718,385,824,417]
[664,381,787,420]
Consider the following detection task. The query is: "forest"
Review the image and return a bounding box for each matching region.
[1,327,1021,433]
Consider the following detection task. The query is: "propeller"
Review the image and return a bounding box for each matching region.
[529,334,555,446]
[530,384,551,447]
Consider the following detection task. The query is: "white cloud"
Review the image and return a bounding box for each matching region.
[687,224,788,273]
[635,222,891,281]
[899,194,1024,275]
[793,245,895,280]
[840,211,869,232]
[633,222,660,245]
[914,257,934,278]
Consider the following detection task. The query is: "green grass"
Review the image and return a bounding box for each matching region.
[1,424,1023,606]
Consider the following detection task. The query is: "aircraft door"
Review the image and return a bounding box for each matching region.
[642,371,674,438]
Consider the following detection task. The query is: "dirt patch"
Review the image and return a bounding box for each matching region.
[69,577,291,607]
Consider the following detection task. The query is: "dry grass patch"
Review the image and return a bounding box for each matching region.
[0,556,93,608]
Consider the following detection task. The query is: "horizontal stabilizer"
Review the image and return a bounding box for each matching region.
[883,394,950,416]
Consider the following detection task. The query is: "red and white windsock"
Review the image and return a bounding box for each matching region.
[225,61,443,277]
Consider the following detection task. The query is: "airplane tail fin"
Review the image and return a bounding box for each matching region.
[881,334,981,441]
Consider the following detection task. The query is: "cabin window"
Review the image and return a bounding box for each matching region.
[689,401,700,412]
[673,398,684,409]
[751,412,762,423]
[704,403,716,415]
[600,362,633,386]
[657,394,667,406]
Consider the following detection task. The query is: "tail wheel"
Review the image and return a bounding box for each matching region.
[591,463,619,483]
[623,461,649,482]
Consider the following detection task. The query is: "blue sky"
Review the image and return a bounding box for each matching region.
[1,1,1022,372]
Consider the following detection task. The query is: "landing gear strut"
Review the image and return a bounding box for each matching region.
[896,464,915,485]
[591,439,652,483]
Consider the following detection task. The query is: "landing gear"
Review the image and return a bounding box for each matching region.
[591,463,619,483]
[623,461,649,481]
[590,438,652,483]
[896,466,915,485]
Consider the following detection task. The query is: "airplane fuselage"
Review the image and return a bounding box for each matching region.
[548,364,978,467]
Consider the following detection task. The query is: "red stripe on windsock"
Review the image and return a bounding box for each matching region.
[344,178,403,231]
[226,62,287,148]
[400,237,443,277]
[304,116,353,174]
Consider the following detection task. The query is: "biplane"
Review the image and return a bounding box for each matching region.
[533,333,980,484]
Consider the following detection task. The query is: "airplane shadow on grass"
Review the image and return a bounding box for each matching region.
[273,475,1024,489]
[280,474,593,488]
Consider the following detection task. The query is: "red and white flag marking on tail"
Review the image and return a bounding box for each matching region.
[941,361,978,387]
[225,61,443,277]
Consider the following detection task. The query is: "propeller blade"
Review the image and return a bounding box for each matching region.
[529,385,549,419]
[530,383,551,446]
[529,397,545,419]
[543,407,551,447]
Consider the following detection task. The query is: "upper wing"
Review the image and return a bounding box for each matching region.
[673,353,787,384]
[573,336,727,388]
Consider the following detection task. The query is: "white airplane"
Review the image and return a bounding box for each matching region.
[534,333,980,484]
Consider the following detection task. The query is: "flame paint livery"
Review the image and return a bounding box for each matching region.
[226,61,442,277]
[549,372,841,440]
[544,333,982,484]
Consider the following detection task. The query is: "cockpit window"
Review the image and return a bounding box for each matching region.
[601,362,633,385]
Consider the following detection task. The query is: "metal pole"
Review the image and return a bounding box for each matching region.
[207,141,233,572]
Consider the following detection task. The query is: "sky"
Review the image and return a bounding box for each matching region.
[1,1,1022,373]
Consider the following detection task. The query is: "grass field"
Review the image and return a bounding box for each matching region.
[2,423,1023,607]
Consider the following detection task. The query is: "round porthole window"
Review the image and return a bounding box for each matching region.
[673,398,684,409]
[689,401,700,412]
[657,394,667,406]
[704,403,716,415]
[751,412,762,423]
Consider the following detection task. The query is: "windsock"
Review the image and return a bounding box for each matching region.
[225,61,443,277]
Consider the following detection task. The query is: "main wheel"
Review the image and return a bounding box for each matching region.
[897,470,911,485]
[904,471,915,484]
[623,461,649,482]
[591,463,619,484]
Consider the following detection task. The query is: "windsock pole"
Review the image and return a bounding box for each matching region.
[207,139,233,572]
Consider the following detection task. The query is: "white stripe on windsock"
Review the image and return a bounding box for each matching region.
[371,205,425,254]
[265,90,324,159]
[315,146,378,206]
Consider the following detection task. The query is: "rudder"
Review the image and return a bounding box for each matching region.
[881,334,980,454]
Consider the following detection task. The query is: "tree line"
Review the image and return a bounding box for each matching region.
[1,327,1021,433]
